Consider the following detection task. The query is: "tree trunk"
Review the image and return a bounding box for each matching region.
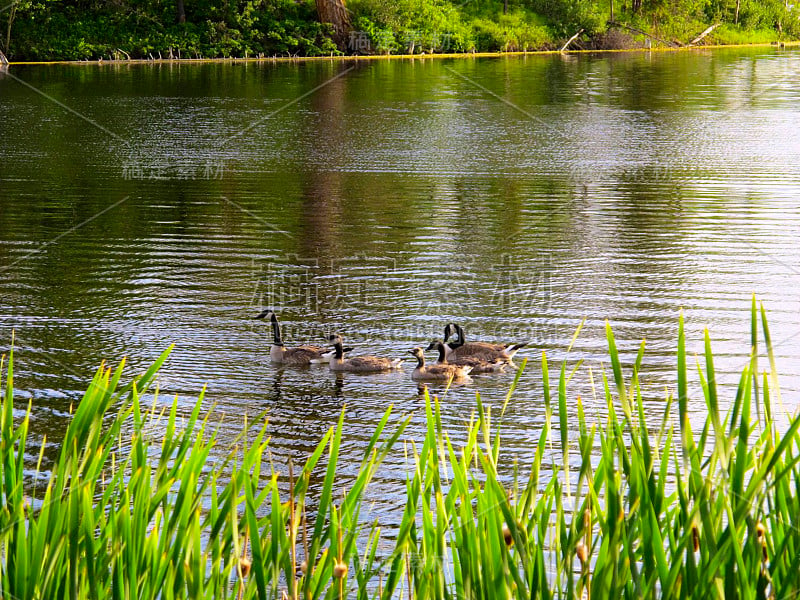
[735,0,740,25]
[177,0,186,24]
[503,0,507,16]
[315,0,351,50]
[5,3,16,56]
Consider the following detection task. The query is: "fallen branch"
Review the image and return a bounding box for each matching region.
[607,21,679,47]
[689,23,719,45]
[560,28,584,52]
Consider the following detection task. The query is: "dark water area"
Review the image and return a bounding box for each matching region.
[1,48,799,521]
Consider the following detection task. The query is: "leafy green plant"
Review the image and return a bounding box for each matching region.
[2,298,800,598]
[711,24,780,44]
[470,11,550,51]
[0,344,407,599]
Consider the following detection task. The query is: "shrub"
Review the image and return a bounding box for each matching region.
[471,11,550,51]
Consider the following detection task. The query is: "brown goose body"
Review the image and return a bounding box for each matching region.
[254,310,329,366]
[426,341,506,374]
[443,323,526,362]
[409,347,472,382]
[327,335,403,373]
[272,345,329,366]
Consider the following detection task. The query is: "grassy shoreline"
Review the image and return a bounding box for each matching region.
[5,40,799,67]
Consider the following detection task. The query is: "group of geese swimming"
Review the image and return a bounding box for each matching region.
[254,309,527,382]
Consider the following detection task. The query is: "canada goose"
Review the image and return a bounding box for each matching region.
[425,340,506,374]
[443,323,526,362]
[409,347,472,382]
[309,346,354,364]
[327,334,404,373]
[254,309,330,366]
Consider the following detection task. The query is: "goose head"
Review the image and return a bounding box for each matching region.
[425,339,444,352]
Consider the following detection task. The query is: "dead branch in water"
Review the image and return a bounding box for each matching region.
[689,23,719,45]
[560,29,585,52]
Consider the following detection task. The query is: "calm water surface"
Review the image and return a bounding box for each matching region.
[1,48,800,520]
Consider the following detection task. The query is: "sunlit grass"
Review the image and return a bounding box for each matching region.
[712,25,781,45]
[1,296,799,598]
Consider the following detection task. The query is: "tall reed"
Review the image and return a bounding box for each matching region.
[1,297,798,599]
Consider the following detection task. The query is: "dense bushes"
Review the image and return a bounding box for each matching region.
[8,0,339,60]
[2,0,798,60]
[350,1,550,53]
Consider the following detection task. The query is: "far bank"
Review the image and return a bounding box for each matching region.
[2,0,799,62]
[5,40,799,68]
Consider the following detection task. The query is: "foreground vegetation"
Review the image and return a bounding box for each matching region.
[3,0,799,60]
[1,299,800,598]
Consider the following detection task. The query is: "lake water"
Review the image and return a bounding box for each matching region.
[1,48,800,518]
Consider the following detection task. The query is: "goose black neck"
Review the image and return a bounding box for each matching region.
[435,342,446,363]
[270,314,283,346]
[455,325,466,347]
[444,324,460,349]
[332,342,344,359]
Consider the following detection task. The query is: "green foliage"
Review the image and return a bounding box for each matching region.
[700,0,787,37]
[3,0,798,58]
[738,0,785,30]
[350,0,474,53]
[783,5,800,38]
[712,24,780,44]
[528,0,607,36]
[9,0,340,60]
[471,11,551,51]
[0,344,408,599]
[350,0,552,53]
[3,300,800,598]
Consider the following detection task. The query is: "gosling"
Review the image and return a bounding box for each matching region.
[327,334,404,373]
[409,347,472,382]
